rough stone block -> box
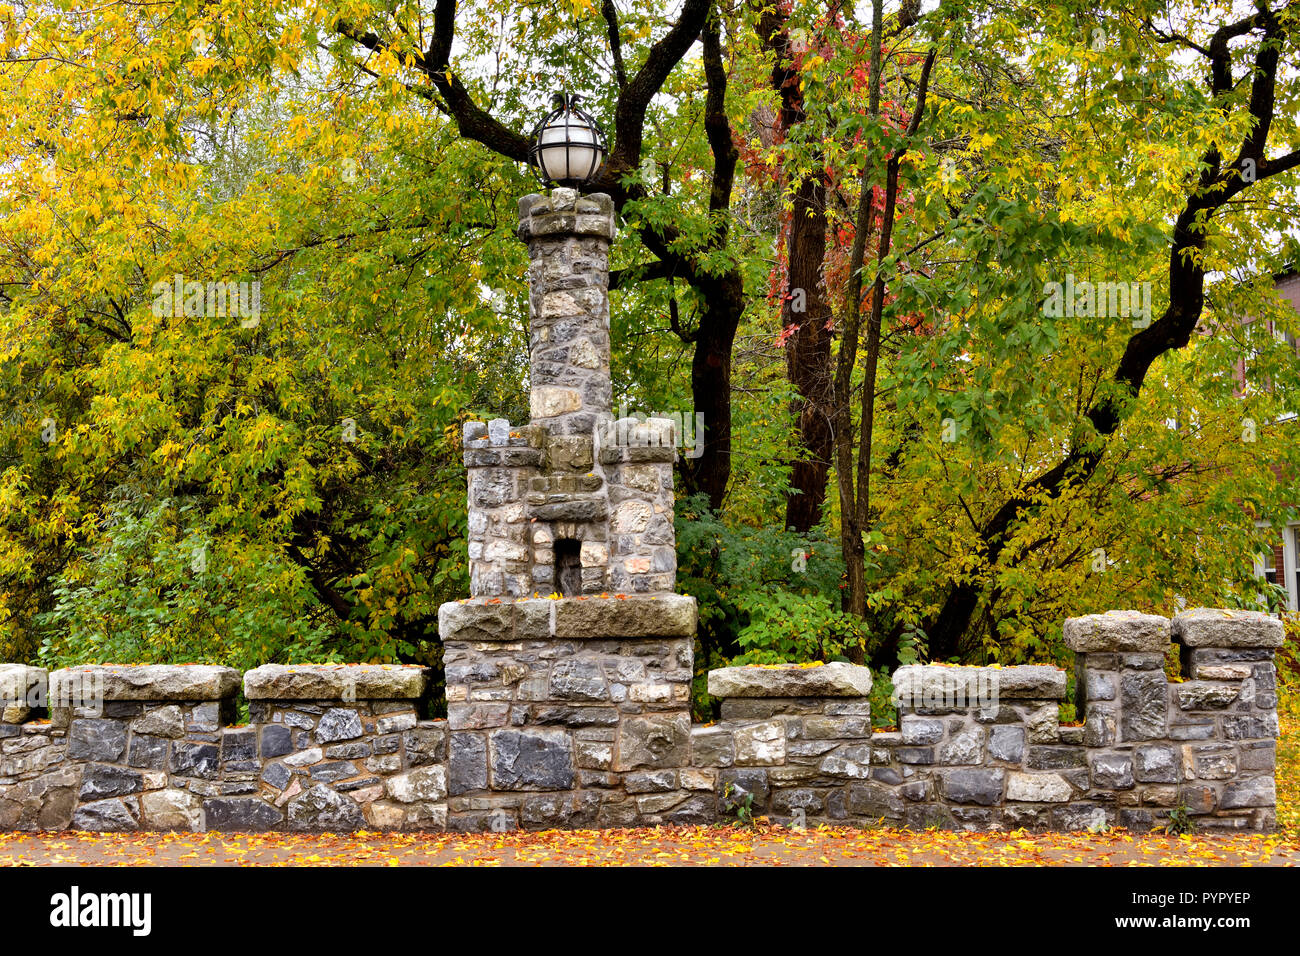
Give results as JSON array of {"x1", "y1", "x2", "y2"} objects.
[
  {"x1": 708, "y1": 662, "x2": 871, "y2": 699},
  {"x1": 552, "y1": 594, "x2": 697, "y2": 638},
  {"x1": 67, "y1": 719, "x2": 127, "y2": 763},
  {"x1": 988, "y1": 725, "x2": 1026, "y2": 763},
  {"x1": 938, "y1": 769, "x2": 1005, "y2": 806},
  {"x1": 202, "y1": 798, "x2": 284, "y2": 831},
  {"x1": 1133, "y1": 744, "x2": 1178, "y2": 783},
  {"x1": 1089, "y1": 752, "x2": 1134, "y2": 789},
  {"x1": 1219, "y1": 776, "x2": 1276, "y2": 809},
  {"x1": 1120, "y1": 669, "x2": 1167, "y2": 741},
  {"x1": 1176, "y1": 681, "x2": 1242, "y2": 710},
  {"x1": 733, "y1": 721, "x2": 787, "y2": 766},
  {"x1": 1006, "y1": 772, "x2": 1073, "y2": 802},
  {"x1": 243, "y1": 664, "x2": 428, "y2": 701},
  {"x1": 489, "y1": 728, "x2": 574, "y2": 789},
  {"x1": 1172, "y1": 608, "x2": 1283, "y2": 648},
  {"x1": 615, "y1": 714, "x2": 690, "y2": 771},
  {"x1": 1063, "y1": 611, "x2": 1169, "y2": 652},
  {"x1": 51, "y1": 665, "x2": 240, "y2": 704}
]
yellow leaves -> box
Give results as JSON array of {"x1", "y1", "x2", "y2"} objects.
[
  {"x1": 0, "y1": 824, "x2": 1292, "y2": 866},
  {"x1": 156, "y1": 439, "x2": 184, "y2": 460}
]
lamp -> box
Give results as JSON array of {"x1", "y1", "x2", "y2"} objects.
[{"x1": 530, "y1": 93, "x2": 607, "y2": 188}]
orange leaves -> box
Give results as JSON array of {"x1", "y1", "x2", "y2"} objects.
[{"x1": 0, "y1": 825, "x2": 1294, "y2": 867}]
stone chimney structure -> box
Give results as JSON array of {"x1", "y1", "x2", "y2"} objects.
[
  {"x1": 438, "y1": 189, "x2": 700, "y2": 830},
  {"x1": 461, "y1": 188, "x2": 678, "y2": 599}
]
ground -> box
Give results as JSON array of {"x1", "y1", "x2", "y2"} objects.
[
  {"x1": 1, "y1": 714, "x2": 1295, "y2": 867},
  {"x1": 0, "y1": 825, "x2": 1297, "y2": 867}
]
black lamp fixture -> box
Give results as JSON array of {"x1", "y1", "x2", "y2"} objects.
[{"x1": 530, "y1": 93, "x2": 607, "y2": 189}]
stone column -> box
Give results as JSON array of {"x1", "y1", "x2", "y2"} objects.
[
  {"x1": 518, "y1": 188, "x2": 615, "y2": 436},
  {"x1": 1171, "y1": 608, "x2": 1281, "y2": 829},
  {"x1": 1065, "y1": 610, "x2": 1171, "y2": 750}
]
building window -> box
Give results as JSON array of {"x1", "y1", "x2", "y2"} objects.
[{"x1": 1264, "y1": 547, "x2": 1279, "y2": 586}]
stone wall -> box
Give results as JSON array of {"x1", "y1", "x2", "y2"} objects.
[
  {"x1": 700, "y1": 608, "x2": 1281, "y2": 833},
  {"x1": 0, "y1": 664, "x2": 446, "y2": 831},
  {"x1": 0, "y1": 608, "x2": 1283, "y2": 832}
]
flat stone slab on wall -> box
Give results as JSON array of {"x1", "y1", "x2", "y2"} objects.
[
  {"x1": 439, "y1": 594, "x2": 697, "y2": 643},
  {"x1": 1063, "y1": 611, "x2": 1170, "y2": 652},
  {"x1": 244, "y1": 664, "x2": 430, "y2": 701},
  {"x1": 50, "y1": 664, "x2": 242, "y2": 702},
  {"x1": 708, "y1": 663, "x2": 872, "y2": 699},
  {"x1": 892, "y1": 664, "x2": 1067, "y2": 705},
  {"x1": 1171, "y1": 608, "x2": 1284, "y2": 647}
]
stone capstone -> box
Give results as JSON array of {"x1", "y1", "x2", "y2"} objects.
[
  {"x1": 243, "y1": 664, "x2": 428, "y2": 701},
  {"x1": 1172, "y1": 608, "x2": 1284, "y2": 648},
  {"x1": 707, "y1": 662, "x2": 872, "y2": 699},
  {"x1": 51, "y1": 665, "x2": 240, "y2": 701},
  {"x1": 1063, "y1": 611, "x2": 1170, "y2": 652}
]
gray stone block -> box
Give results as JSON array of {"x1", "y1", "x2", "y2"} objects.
[
  {"x1": 616, "y1": 714, "x2": 690, "y2": 771},
  {"x1": 51, "y1": 665, "x2": 241, "y2": 702},
  {"x1": 1172, "y1": 608, "x2": 1283, "y2": 648},
  {"x1": 938, "y1": 769, "x2": 1005, "y2": 806},
  {"x1": 287, "y1": 785, "x2": 366, "y2": 831},
  {"x1": 709, "y1": 662, "x2": 872, "y2": 699},
  {"x1": 988, "y1": 725, "x2": 1026, "y2": 763},
  {"x1": 1120, "y1": 670, "x2": 1167, "y2": 741},
  {"x1": 315, "y1": 708, "x2": 363, "y2": 743},
  {"x1": 203, "y1": 797, "x2": 284, "y2": 830},
  {"x1": 449, "y1": 733, "x2": 489, "y2": 794},
  {"x1": 67, "y1": 719, "x2": 127, "y2": 762},
  {"x1": 1133, "y1": 744, "x2": 1178, "y2": 783},
  {"x1": 1089, "y1": 752, "x2": 1134, "y2": 789},
  {"x1": 489, "y1": 728, "x2": 574, "y2": 789},
  {"x1": 72, "y1": 797, "x2": 139, "y2": 831},
  {"x1": 552, "y1": 594, "x2": 697, "y2": 638},
  {"x1": 1063, "y1": 611, "x2": 1169, "y2": 652},
  {"x1": 1219, "y1": 776, "x2": 1276, "y2": 809}
]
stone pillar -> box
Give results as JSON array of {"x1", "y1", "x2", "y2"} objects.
[
  {"x1": 1065, "y1": 610, "x2": 1170, "y2": 750},
  {"x1": 0, "y1": 665, "x2": 73, "y2": 831},
  {"x1": 518, "y1": 188, "x2": 615, "y2": 436},
  {"x1": 1170, "y1": 608, "x2": 1281, "y2": 830},
  {"x1": 438, "y1": 593, "x2": 699, "y2": 830},
  {"x1": 460, "y1": 188, "x2": 678, "y2": 599}
]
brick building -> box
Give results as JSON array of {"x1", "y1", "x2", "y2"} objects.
[{"x1": 1249, "y1": 268, "x2": 1300, "y2": 609}]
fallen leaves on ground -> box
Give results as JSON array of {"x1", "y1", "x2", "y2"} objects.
[{"x1": 0, "y1": 826, "x2": 1295, "y2": 867}]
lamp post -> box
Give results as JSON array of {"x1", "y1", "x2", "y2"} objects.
[{"x1": 530, "y1": 93, "x2": 607, "y2": 189}]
